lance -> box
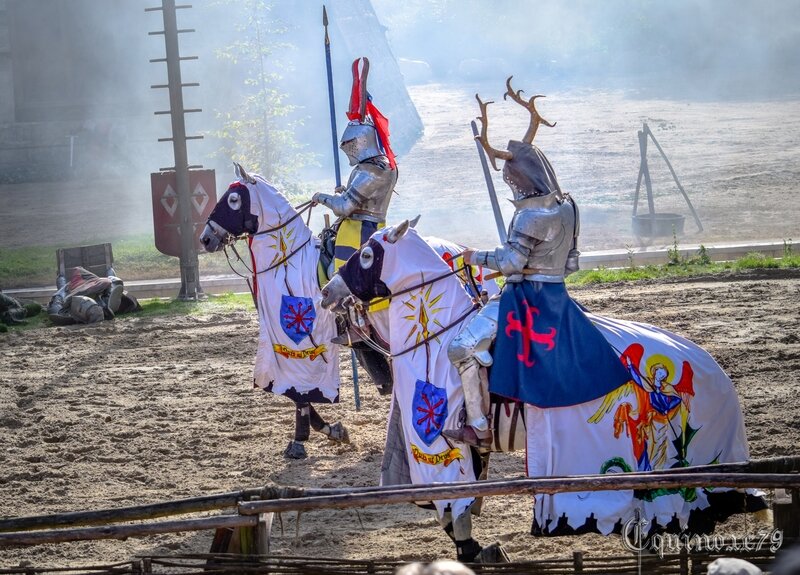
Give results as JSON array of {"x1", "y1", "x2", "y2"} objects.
[
  {"x1": 323, "y1": 5, "x2": 361, "y2": 411},
  {"x1": 471, "y1": 119, "x2": 507, "y2": 243},
  {"x1": 323, "y1": 6, "x2": 342, "y2": 189}
]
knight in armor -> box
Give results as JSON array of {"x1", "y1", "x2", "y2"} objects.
[
  {"x1": 444, "y1": 78, "x2": 630, "y2": 448},
  {"x1": 47, "y1": 266, "x2": 140, "y2": 325},
  {"x1": 313, "y1": 57, "x2": 398, "y2": 393},
  {"x1": 313, "y1": 57, "x2": 398, "y2": 273}
]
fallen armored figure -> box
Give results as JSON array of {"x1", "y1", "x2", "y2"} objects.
[
  {"x1": 0, "y1": 292, "x2": 42, "y2": 331},
  {"x1": 47, "y1": 266, "x2": 141, "y2": 325}
]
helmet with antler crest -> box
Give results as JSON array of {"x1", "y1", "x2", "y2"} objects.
[{"x1": 475, "y1": 76, "x2": 562, "y2": 201}]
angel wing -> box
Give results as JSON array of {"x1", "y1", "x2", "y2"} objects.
[{"x1": 588, "y1": 380, "x2": 634, "y2": 424}]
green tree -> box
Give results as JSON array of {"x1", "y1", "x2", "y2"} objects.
[{"x1": 213, "y1": 0, "x2": 315, "y2": 196}]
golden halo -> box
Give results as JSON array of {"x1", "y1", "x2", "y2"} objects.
[{"x1": 645, "y1": 353, "x2": 676, "y2": 382}]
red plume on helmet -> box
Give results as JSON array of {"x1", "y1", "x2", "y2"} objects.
[{"x1": 346, "y1": 57, "x2": 396, "y2": 169}]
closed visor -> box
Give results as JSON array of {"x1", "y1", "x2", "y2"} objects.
[{"x1": 340, "y1": 121, "x2": 382, "y2": 164}]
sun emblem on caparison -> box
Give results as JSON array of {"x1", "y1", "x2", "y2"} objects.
[
  {"x1": 267, "y1": 227, "x2": 296, "y2": 272},
  {"x1": 401, "y1": 279, "x2": 446, "y2": 351}
]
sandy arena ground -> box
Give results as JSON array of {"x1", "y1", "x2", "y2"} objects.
[{"x1": 1, "y1": 268, "x2": 799, "y2": 569}]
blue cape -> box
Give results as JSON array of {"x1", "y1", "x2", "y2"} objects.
[{"x1": 489, "y1": 281, "x2": 631, "y2": 407}]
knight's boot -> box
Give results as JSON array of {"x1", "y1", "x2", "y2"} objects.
[
  {"x1": 322, "y1": 421, "x2": 350, "y2": 444},
  {"x1": 443, "y1": 359, "x2": 492, "y2": 448},
  {"x1": 283, "y1": 440, "x2": 308, "y2": 460},
  {"x1": 107, "y1": 277, "x2": 124, "y2": 313},
  {"x1": 47, "y1": 285, "x2": 73, "y2": 325}
]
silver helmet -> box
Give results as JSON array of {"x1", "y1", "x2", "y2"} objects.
[{"x1": 340, "y1": 121, "x2": 382, "y2": 166}]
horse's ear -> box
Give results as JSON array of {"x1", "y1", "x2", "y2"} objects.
[
  {"x1": 233, "y1": 162, "x2": 256, "y2": 184},
  {"x1": 385, "y1": 219, "x2": 411, "y2": 244},
  {"x1": 409, "y1": 214, "x2": 421, "y2": 228}
]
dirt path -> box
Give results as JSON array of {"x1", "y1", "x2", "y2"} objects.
[{"x1": 1, "y1": 270, "x2": 799, "y2": 568}]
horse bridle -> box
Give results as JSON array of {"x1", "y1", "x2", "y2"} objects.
[
  {"x1": 218, "y1": 200, "x2": 316, "y2": 280},
  {"x1": 341, "y1": 256, "x2": 483, "y2": 360}
]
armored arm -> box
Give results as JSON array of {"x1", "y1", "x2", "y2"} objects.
[
  {"x1": 469, "y1": 242, "x2": 529, "y2": 275},
  {"x1": 312, "y1": 161, "x2": 395, "y2": 221},
  {"x1": 467, "y1": 207, "x2": 561, "y2": 275},
  {"x1": 312, "y1": 190, "x2": 359, "y2": 218},
  {"x1": 467, "y1": 196, "x2": 579, "y2": 279}
]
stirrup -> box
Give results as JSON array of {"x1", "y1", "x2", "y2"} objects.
[
  {"x1": 325, "y1": 422, "x2": 350, "y2": 444},
  {"x1": 442, "y1": 426, "x2": 493, "y2": 449}
]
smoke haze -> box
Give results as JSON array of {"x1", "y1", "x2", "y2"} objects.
[{"x1": 1, "y1": 0, "x2": 798, "y2": 259}]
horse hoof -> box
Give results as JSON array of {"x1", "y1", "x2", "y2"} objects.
[
  {"x1": 326, "y1": 422, "x2": 350, "y2": 444},
  {"x1": 475, "y1": 542, "x2": 510, "y2": 564},
  {"x1": 283, "y1": 440, "x2": 308, "y2": 460}
]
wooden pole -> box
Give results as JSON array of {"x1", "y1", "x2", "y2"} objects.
[
  {"x1": 3, "y1": 457, "x2": 799, "y2": 534},
  {"x1": 0, "y1": 485, "x2": 336, "y2": 533},
  {"x1": 573, "y1": 550, "x2": 584, "y2": 573},
  {"x1": 0, "y1": 515, "x2": 257, "y2": 547},
  {"x1": 632, "y1": 133, "x2": 645, "y2": 218},
  {"x1": 639, "y1": 125, "x2": 656, "y2": 217},
  {"x1": 644, "y1": 123, "x2": 703, "y2": 232},
  {"x1": 238, "y1": 473, "x2": 800, "y2": 515}
]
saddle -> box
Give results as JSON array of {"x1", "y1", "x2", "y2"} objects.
[{"x1": 316, "y1": 222, "x2": 339, "y2": 287}]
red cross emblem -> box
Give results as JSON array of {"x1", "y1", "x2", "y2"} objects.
[{"x1": 505, "y1": 300, "x2": 557, "y2": 367}]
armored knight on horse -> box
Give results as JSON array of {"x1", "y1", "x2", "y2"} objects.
[
  {"x1": 313, "y1": 57, "x2": 398, "y2": 276},
  {"x1": 314, "y1": 56, "x2": 397, "y2": 393},
  {"x1": 320, "y1": 77, "x2": 760, "y2": 546},
  {"x1": 445, "y1": 77, "x2": 631, "y2": 448}
]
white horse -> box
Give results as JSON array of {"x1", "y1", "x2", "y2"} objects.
[
  {"x1": 199, "y1": 164, "x2": 347, "y2": 459},
  {"x1": 321, "y1": 218, "x2": 764, "y2": 541}
]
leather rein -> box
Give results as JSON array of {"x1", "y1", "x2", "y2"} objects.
[
  {"x1": 344, "y1": 257, "x2": 483, "y2": 360},
  {"x1": 221, "y1": 200, "x2": 315, "y2": 280}
]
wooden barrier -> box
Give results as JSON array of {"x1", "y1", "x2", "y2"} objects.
[
  {"x1": 4, "y1": 456, "x2": 798, "y2": 535},
  {"x1": 1, "y1": 469, "x2": 799, "y2": 547}
]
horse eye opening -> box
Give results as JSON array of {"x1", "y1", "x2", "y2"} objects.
[
  {"x1": 359, "y1": 246, "x2": 374, "y2": 269},
  {"x1": 227, "y1": 192, "x2": 241, "y2": 210}
]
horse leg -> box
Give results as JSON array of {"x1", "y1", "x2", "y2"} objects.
[
  {"x1": 283, "y1": 402, "x2": 312, "y2": 459},
  {"x1": 352, "y1": 344, "x2": 393, "y2": 395},
  {"x1": 307, "y1": 403, "x2": 350, "y2": 444},
  {"x1": 439, "y1": 506, "x2": 511, "y2": 563},
  {"x1": 439, "y1": 507, "x2": 481, "y2": 563}
]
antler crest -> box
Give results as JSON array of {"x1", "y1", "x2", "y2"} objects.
[
  {"x1": 503, "y1": 76, "x2": 556, "y2": 144},
  {"x1": 474, "y1": 93, "x2": 513, "y2": 171}
]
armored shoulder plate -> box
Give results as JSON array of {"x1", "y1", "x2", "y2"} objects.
[{"x1": 508, "y1": 191, "x2": 564, "y2": 245}]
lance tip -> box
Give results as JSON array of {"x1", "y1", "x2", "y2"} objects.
[{"x1": 323, "y1": 5, "x2": 328, "y2": 26}]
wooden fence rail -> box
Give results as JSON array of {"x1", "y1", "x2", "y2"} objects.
[
  {"x1": 3, "y1": 456, "x2": 798, "y2": 535},
  {"x1": 1, "y1": 469, "x2": 798, "y2": 547}
]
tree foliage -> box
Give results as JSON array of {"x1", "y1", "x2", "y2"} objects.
[{"x1": 212, "y1": 0, "x2": 315, "y2": 196}]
